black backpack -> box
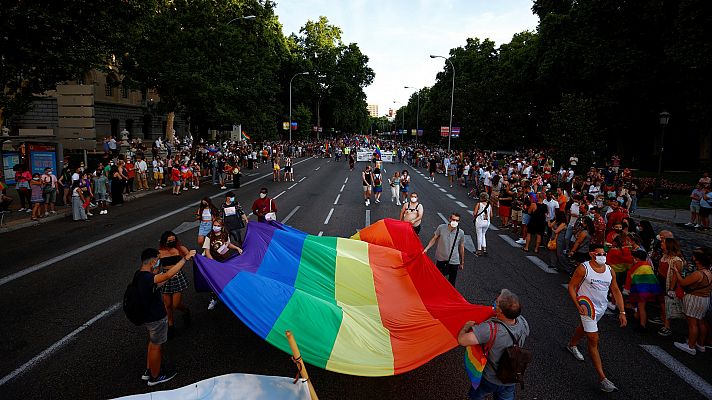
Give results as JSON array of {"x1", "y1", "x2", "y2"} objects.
[
  {"x1": 123, "y1": 272, "x2": 145, "y2": 326},
  {"x1": 490, "y1": 320, "x2": 533, "y2": 386}
]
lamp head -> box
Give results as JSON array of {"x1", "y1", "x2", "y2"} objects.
[
  {"x1": 429, "y1": 55, "x2": 437, "y2": 58},
  {"x1": 244, "y1": 15, "x2": 256, "y2": 20}
]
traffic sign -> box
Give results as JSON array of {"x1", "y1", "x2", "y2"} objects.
[
  {"x1": 417, "y1": 129, "x2": 424, "y2": 136},
  {"x1": 291, "y1": 122, "x2": 298, "y2": 130},
  {"x1": 411, "y1": 129, "x2": 416, "y2": 136},
  {"x1": 451, "y1": 127, "x2": 461, "y2": 138},
  {"x1": 440, "y1": 126, "x2": 449, "y2": 137},
  {"x1": 283, "y1": 122, "x2": 289, "y2": 130}
]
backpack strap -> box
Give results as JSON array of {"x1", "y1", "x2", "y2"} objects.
[{"x1": 491, "y1": 319, "x2": 521, "y2": 346}]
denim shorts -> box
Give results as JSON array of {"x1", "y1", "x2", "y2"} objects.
[
  {"x1": 522, "y1": 213, "x2": 531, "y2": 225},
  {"x1": 199, "y1": 220, "x2": 213, "y2": 236},
  {"x1": 144, "y1": 316, "x2": 168, "y2": 345}
]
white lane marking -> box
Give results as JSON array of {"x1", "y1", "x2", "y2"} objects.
[
  {"x1": 299, "y1": 177, "x2": 306, "y2": 182},
  {"x1": 324, "y1": 208, "x2": 334, "y2": 225},
  {"x1": 455, "y1": 201, "x2": 468, "y2": 208},
  {"x1": 173, "y1": 221, "x2": 200, "y2": 234},
  {"x1": 0, "y1": 158, "x2": 314, "y2": 287},
  {"x1": 526, "y1": 255, "x2": 557, "y2": 274},
  {"x1": 463, "y1": 235, "x2": 476, "y2": 253},
  {"x1": 437, "y1": 212, "x2": 448, "y2": 223},
  {"x1": 273, "y1": 190, "x2": 286, "y2": 199},
  {"x1": 439, "y1": 188, "x2": 447, "y2": 193},
  {"x1": 281, "y1": 206, "x2": 301, "y2": 224},
  {"x1": 446, "y1": 194, "x2": 455, "y2": 199},
  {"x1": 314, "y1": 166, "x2": 321, "y2": 171},
  {"x1": 344, "y1": 177, "x2": 348, "y2": 184},
  {"x1": 340, "y1": 184, "x2": 345, "y2": 192},
  {"x1": 489, "y1": 224, "x2": 500, "y2": 231},
  {"x1": 318, "y1": 231, "x2": 324, "y2": 236},
  {"x1": 288, "y1": 183, "x2": 298, "y2": 190},
  {"x1": 641, "y1": 345, "x2": 712, "y2": 399},
  {"x1": 365, "y1": 210, "x2": 371, "y2": 227},
  {"x1": 0, "y1": 303, "x2": 121, "y2": 387},
  {"x1": 334, "y1": 194, "x2": 341, "y2": 205},
  {"x1": 499, "y1": 234, "x2": 522, "y2": 248},
  {"x1": 434, "y1": 184, "x2": 441, "y2": 188},
  {"x1": 467, "y1": 210, "x2": 474, "y2": 216}
]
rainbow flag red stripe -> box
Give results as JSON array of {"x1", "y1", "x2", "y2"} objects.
[
  {"x1": 627, "y1": 262, "x2": 662, "y2": 302},
  {"x1": 577, "y1": 295, "x2": 596, "y2": 319},
  {"x1": 195, "y1": 219, "x2": 493, "y2": 376}
]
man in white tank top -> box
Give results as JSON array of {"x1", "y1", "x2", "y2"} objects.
[{"x1": 566, "y1": 244, "x2": 627, "y2": 393}]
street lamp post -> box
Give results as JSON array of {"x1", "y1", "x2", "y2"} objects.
[
  {"x1": 226, "y1": 15, "x2": 256, "y2": 25},
  {"x1": 393, "y1": 100, "x2": 404, "y2": 142},
  {"x1": 404, "y1": 86, "x2": 420, "y2": 143},
  {"x1": 430, "y1": 55, "x2": 455, "y2": 154},
  {"x1": 289, "y1": 71, "x2": 309, "y2": 143},
  {"x1": 655, "y1": 111, "x2": 671, "y2": 202}
]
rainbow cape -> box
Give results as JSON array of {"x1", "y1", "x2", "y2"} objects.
[
  {"x1": 195, "y1": 219, "x2": 493, "y2": 376},
  {"x1": 625, "y1": 262, "x2": 662, "y2": 302}
]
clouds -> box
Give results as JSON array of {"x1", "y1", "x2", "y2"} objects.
[{"x1": 275, "y1": 0, "x2": 538, "y2": 115}]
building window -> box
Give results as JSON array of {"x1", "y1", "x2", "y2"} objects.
[
  {"x1": 121, "y1": 85, "x2": 129, "y2": 99},
  {"x1": 105, "y1": 78, "x2": 113, "y2": 97}
]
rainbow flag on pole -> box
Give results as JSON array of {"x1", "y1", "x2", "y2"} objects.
[
  {"x1": 242, "y1": 131, "x2": 251, "y2": 141},
  {"x1": 195, "y1": 219, "x2": 493, "y2": 376}
]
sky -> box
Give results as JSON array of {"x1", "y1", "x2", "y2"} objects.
[{"x1": 274, "y1": 0, "x2": 539, "y2": 116}]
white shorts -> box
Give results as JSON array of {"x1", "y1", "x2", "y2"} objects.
[
  {"x1": 580, "y1": 314, "x2": 604, "y2": 333},
  {"x1": 363, "y1": 185, "x2": 371, "y2": 192}
]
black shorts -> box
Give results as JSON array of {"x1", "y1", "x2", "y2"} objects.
[
  {"x1": 413, "y1": 225, "x2": 421, "y2": 235},
  {"x1": 700, "y1": 207, "x2": 711, "y2": 218}
]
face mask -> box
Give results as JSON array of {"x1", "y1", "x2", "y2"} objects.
[
  {"x1": 165, "y1": 241, "x2": 177, "y2": 248},
  {"x1": 450, "y1": 221, "x2": 459, "y2": 228},
  {"x1": 595, "y1": 255, "x2": 607, "y2": 265},
  {"x1": 259, "y1": 193, "x2": 266, "y2": 199},
  {"x1": 229, "y1": 197, "x2": 235, "y2": 203},
  {"x1": 33, "y1": 177, "x2": 40, "y2": 180},
  {"x1": 212, "y1": 226, "x2": 222, "y2": 233},
  {"x1": 410, "y1": 197, "x2": 417, "y2": 202}
]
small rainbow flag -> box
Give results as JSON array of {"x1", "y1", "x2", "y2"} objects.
[
  {"x1": 375, "y1": 144, "x2": 382, "y2": 158},
  {"x1": 242, "y1": 131, "x2": 251, "y2": 141},
  {"x1": 195, "y1": 219, "x2": 494, "y2": 376},
  {"x1": 465, "y1": 344, "x2": 489, "y2": 389},
  {"x1": 577, "y1": 295, "x2": 595, "y2": 319},
  {"x1": 626, "y1": 262, "x2": 662, "y2": 303}
]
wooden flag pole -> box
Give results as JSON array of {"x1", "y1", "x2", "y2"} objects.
[{"x1": 285, "y1": 330, "x2": 319, "y2": 400}]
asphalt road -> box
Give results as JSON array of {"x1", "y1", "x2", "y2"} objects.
[{"x1": 0, "y1": 156, "x2": 710, "y2": 400}]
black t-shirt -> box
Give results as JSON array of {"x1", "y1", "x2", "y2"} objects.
[
  {"x1": 135, "y1": 271, "x2": 167, "y2": 323},
  {"x1": 221, "y1": 202, "x2": 246, "y2": 230}
]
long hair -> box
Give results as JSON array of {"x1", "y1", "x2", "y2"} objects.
[
  {"x1": 159, "y1": 231, "x2": 182, "y2": 249},
  {"x1": 198, "y1": 196, "x2": 218, "y2": 215},
  {"x1": 664, "y1": 238, "x2": 683, "y2": 257},
  {"x1": 208, "y1": 219, "x2": 230, "y2": 242}
]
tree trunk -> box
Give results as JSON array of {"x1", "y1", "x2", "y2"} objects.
[{"x1": 166, "y1": 111, "x2": 175, "y2": 142}]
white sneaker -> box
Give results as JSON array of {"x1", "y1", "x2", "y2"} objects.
[
  {"x1": 674, "y1": 342, "x2": 696, "y2": 355},
  {"x1": 685, "y1": 222, "x2": 694, "y2": 226},
  {"x1": 87, "y1": 212, "x2": 93, "y2": 217},
  {"x1": 44, "y1": 212, "x2": 49, "y2": 217},
  {"x1": 220, "y1": 186, "x2": 227, "y2": 190},
  {"x1": 600, "y1": 378, "x2": 618, "y2": 392},
  {"x1": 516, "y1": 239, "x2": 526, "y2": 245},
  {"x1": 695, "y1": 344, "x2": 706, "y2": 353},
  {"x1": 375, "y1": 199, "x2": 380, "y2": 203},
  {"x1": 208, "y1": 299, "x2": 218, "y2": 310},
  {"x1": 104, "y1": 210, "x2": 109, "y2": 215},
  {"x1": 183, "y1": 187, "x2": 188, "y2": 191},
  {"x1": 18, "y1": 208, "x2": 25, "y2": 212},
  {"x1": 695, "y1": 224, "x2": 702, "y2": 228},
  {"x1": 567, "y1": 345, "x2": 584, "y2": 361},
  {"x1": 194, "y1": 186, "x2": 199, "y2": 190}
]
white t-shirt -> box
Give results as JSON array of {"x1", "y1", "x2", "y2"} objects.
[
  {"x1": 543, "y1": 199, "x2": 559, "y2": 221},
  {"x1": 568, "y1": 202, "x2": 580, "y2": 228},
  {"x1": 483, "y1": 171, "x2": 492, "y2": 187},
  {"x1": 137, "y1": 160, "x2": 148, "y2": 172}
]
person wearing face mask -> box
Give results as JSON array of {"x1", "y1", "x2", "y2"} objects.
[
  {"x1": 423, "y1": 213, "x2": 465, "y2": 287},
  {"x1": 566, "y1": 244, "x2": 627, "y2": 393},
  {"x1": 220, "y1": 191, "x2": 248, "y2": 246},
  {"x1": 134, "y1": 247, "x2": 196, "y2": 386},
  {"x1": 399, "y1": 170, "x2": 410, "y2": 204},
  {"x1": 29, "y1": 173, "x2": 45, "y2": 221},
  {"x1": 203, "y1": 220, "x2": 243, "y2": 310},
  {"x1": 41, "y1": 167, "x2": 58, "y2": 216},
  {"x1": 195, "y1": 197, "x2": 218, "y2": 248},
  {"x1": 473, "y1": 192, "x2": 491, "y2": 256},
  {"x1": 252, "y1": 187, "x2": 277, "y2": 222},
  {"x1": 158, "y1": 231, "x2": 194, "y2": 340},
  {"x1": 400, "y1": 192, "x2": 424, "y2": 235}
]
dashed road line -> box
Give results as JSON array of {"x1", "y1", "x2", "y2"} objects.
[
  {"x1": 273, "y1": 190, "x2": 286, "y2": 199},
  {"x1": 318, "y1": 231, "x2": 324, "y2": 236},
  {"x1": 299, "y1": 177, "x2": 306, "y2": 182},
  {"x1": 467, "y1": 210, "x2": 474, "y2": 216},
  {"x1": 365, "y1": 209, "x2": 371, "y2": 227},
  {"x1": 434, "y1": 184, "x2": 441, "y2": 188},
  {"x1": 288, "y1": 183, "x2": 298, "y2": 190},
  {"x1": 340, "y1": 184, "x2": 345, "y2": 192},
  {"x1": 526, "y1": 255, "x2": 557, "y2": 274},
  {"x1": 455, "y1": 201, "x2": 468, "y2": 208},
  {"x1": 315, "y1": 166, "x2": 321, "y2": 171},
  {"x1": 0, "y1": 302, "x2": 121, "y2": 387},
  {"x1": 334, "y1": 194, "x2": 341, "y2": 205},
  {"x1": 499, "y1": 234, "x2": 522, "y2": 248},
  {"x1": 439, "y1": 188, "x2": 447, "y2": 193},
  {"x1": 324, "y1": 208, "x2": 334, "y2": 225},
  {"x1": 489, "y1": 225, "x2": 499, "y2": 231},
  {"x1": 437, "y1": 212, "x2": 448, "y2": 223},
  {"x1": 641, "y1": 345, "x2": 712, "y2": 399},
  {"x1": 344, "y1": 177, "x2": 348, "y2": 184},
  {"x1": 281, "y1": 206, "x2": 301, "y2": 224},
  {"x1": 446, "y1": 194, "x2": 456, "y2": 199}
]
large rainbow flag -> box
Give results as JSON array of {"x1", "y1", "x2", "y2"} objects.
[
  {"x1": 195, "y1": 219, "x2": 494, "y2": 377},
  {"x1": 624, "y1": 261, "x2": 662, "y2": 303}
]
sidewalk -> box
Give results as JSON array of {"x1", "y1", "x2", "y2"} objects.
[{"x1": 632, "y1": 207, "x2": 711, "y2": 238}]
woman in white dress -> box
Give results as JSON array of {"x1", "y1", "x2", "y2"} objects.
[{"x1": 473, "y1": 192, "x2": 491, "y2": 256}]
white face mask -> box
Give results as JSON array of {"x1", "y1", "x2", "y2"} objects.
[
  {"x1": 410, "y1": 197, "x2": 417, "y2": 202},
  {"x1": 595, "y1": 255, "x2": 607, "y2": 265},
  {"x1": 450, "y1": 221, "x2": 459, "y2": 228},
  {"x1": 212, "y1": 226, "x2": 222, "y2": 233},
  {"x1": 259, "y1": 193, "x2": 266, "y2": 199}
]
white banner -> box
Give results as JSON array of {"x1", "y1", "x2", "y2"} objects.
[
  {"x1": 356, "y1": 151, "x2": 371, "y2": 162},
  {"x1": 112, "y1": 373, "x2": 312, "y2": 400},
  {"x1": 381, "y1": 151, "x2": 394, "y2": 163}
]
